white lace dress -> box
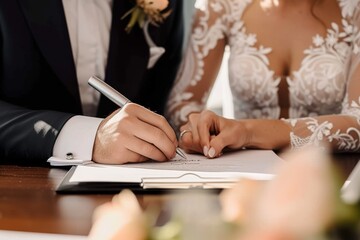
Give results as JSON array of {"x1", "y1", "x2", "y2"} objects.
[{"x1": 165, "y1": 0, "x2": 360, "y2": 151}]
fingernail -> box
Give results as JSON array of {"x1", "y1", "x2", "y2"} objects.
[
  {"x1": 203, "y1": 146, "x2": 209, "y2": 156},
  {"x1": 208, "y1": 147, "x2": 216, "y2": 158}
]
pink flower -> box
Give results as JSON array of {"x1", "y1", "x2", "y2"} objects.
[
  {"x1": 137, "y1": 0, "x2": 169, "y2": 12},
  {"x1": 220, "y1": 146, "x2": 341, "y2": 239},
  {"x1": 220, "y1": 178, "x2": 265, "y2": 225},
  {"x1": 122, "y1": 0, "x2": 171, "y2": 33},
  {"x1": 88, "y1": 189, "x2": 147, "y2": 240},
  {"x1": 251, "y1": 147, "x2": 339, "y2": 238},
  {"x1": 238, "y1": 229, "x2": 296, "y2": 240}
]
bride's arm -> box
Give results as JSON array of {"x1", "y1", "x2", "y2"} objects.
[
  {"x1": 164, "y1": 0, "x2": 229, "y2": 133},
  {"x1": 179, "y1": 111, "x2": 292, "y2": 156},
  {"x1": 182, "y1": 93, "x2": 360, "y2": 157}
]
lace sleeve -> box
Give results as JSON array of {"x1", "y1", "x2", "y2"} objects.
[
  {"x1": 288, "y1": 2, "x2": 360, "y2": 152},
  {"x1": 165, "y1": 0, "x2": 233, "y2": 131}
]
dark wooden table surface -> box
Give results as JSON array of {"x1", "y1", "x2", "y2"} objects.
[{"x1": 0, "y1": 152, "x2": 359, "y2": 236}]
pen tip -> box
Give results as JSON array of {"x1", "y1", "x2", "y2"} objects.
[{"x1": 176, "y1": 148, "x2": 187, "y2": 159}]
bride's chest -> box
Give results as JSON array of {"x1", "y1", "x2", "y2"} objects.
[{"x1": 226, "y1": 1, "x2": 352, "y2": 104}]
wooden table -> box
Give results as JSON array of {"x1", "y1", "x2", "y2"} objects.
[{"x1": 0, "y1": 153, "x2": 359, "y2": 236}]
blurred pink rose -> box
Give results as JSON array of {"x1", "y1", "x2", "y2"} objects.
[
  {"x1": 220, "y1": 178, "x2": 265, "y2": 225},
  {"x1": 220, "y1": 147, "x2": 341, "y2": 240},
  {"x1": 250, "y1": 147, "x2": 339, "y2": 238},
  {"x1": 88, "y1": 189, "x2": 147, "y2": 240},
  {"x1": 238, "y1": 228, "x2": 296, "y2": 240}
]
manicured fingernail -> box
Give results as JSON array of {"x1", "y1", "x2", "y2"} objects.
[
  {"x1": 203, "y1": 146, "x2": 209, "y2": 156},
  {"x1": 208, "y1": 147, "x2": 216, "y2": 158}
]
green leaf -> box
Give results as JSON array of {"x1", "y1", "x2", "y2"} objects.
[{"x1": 125, "y1": 7, "x2": 142, "y2": 33}]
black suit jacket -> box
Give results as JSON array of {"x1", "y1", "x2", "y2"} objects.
[{"x1": 0, "y1": 0, "x2": 184, "y2": 163}]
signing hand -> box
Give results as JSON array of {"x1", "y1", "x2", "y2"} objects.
[{"x1": 93, "y1": 103, "x2": 177, "y2": 164}]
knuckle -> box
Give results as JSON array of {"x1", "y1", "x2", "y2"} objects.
[
  {"x1": 200, "y1": 138, "x2": 208, "y2": 147},
  {"x1": 213, "y1": 138, "x2": 225, "y2": 150},
  {"x1": 121, "y1": 103, "x2": 131, "y2": 112},
  {"x1": 147, "y1": 147, "x2": 166, "y2": 161},
  {"x1": 158, "y1": 114, "x2": 167, "y2": 123},
  {"x1": 156, "y1": 155, "x2": 169, "y2": 162},
  {"x1": 188, "y1": 112, "x2": 199, "y2": 122},
  {"x1": 152, "y1": 128, "x2": 166, "y2": 141},
  {"x1": 133, "y1": 155, "x2": 147, "y2": 163},
  {"x1": 158, "y1": 115, "x2": 170, "y2": 129},
  {"x1": 180, "y1": 136, "x2": 192, "y2": 147},
  {"x1": 118, "y1": 117, "x2": 133, "y2": 130},
  {"x1": 202, "y1": 110, "x2": 214, "y2": 120},
  {"x1": 123, "y1": 103, "x2": 138, "y2": 113}
]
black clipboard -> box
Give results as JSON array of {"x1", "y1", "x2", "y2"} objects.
[
  {"x1": 56, "y1": 166, "x2": 143, "y2": 194},
  {"x1": 55, "y1": 166, "x2": 236, "y2": 194}
]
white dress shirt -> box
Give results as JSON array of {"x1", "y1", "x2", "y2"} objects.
[
  {"x1": 63, "y1": 0, "x2": 112, "y2": 116},
  {"x1": 49, "y1": 0, "x2": 113, "y2": 165}
]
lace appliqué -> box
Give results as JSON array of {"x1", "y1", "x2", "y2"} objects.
[
  {"x1": 167, "y1": 0, "x2": 245, "y2": 128},
  {"x1": 289, "y1": 116, "x2": 360, "y2": 152},
  {"x1": 289, "y1": 1, "x2": 360, "y2": 151},
  {"x1": 289, "y1": 94, "x2": 360, "y2": 152},
  {"x1": 228, "y1": 22, "x2": 280, "y2": 119},
  {"x1": 288, "y1": 20, "x2": 353, "y2": 118},
  {"x1": 289, "y1": 118, "x2": 334, "y2": 148}
]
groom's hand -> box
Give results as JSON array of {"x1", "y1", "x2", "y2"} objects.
[{"x1": 93, "y1": 103, "x2": 177, "y2": 164}]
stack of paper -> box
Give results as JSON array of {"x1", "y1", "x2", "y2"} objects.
[{"x1": 57, "y1": 150, "x2": 284, "y2": 191}]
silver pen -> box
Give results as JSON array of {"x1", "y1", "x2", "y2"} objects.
[{"x1": 88, "y1": 76, "x2": 187, "y2": 159}]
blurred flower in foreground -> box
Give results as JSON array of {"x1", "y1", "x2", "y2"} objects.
[
  {"x1": 220, "y1": 146, "x2": 359, "y2": 240},
  {"x1": 88, "y1": 189, "x2": 147, "y2": 240},
  {"x1": 88, "y1": 147, "x2": 360, "y2": 240}
]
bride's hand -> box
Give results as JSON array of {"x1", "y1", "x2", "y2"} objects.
[{"x1": 179, "y1": 110, "x2": 249, "y2": 158}]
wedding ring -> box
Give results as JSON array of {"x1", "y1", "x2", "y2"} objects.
[{"x1": 179, "y1": 129, "x2": 191, "y2": 139}]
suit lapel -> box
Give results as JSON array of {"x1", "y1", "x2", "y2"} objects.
[
  {"x1": 18, "y1": 0, "x2": 81, "y2": 106},
  {"x1": 104, "y1": 0, "x2": 149, "y2": 100}
]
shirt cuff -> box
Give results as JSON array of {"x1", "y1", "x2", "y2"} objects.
[{"x1": 48, "y1": 115, "x2": 103, "y2": 166}]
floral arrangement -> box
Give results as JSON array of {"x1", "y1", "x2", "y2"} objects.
[
  {"x1": 88, "y1": 147, "x2": 360, "y2": 240},
  {"x1": 122, "y1": 0, "x2": 172, "y2": 33}
]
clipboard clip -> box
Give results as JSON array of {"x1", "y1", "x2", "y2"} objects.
[{"x1": 141, "y1": 173, "x2": 239, "y2": 190}]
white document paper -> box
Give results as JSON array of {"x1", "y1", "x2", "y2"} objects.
[
  {"x1": 0, "y1": 230, "x2": 86, "y2": 240},
  {"x1": 69, "y1": 150, "x2": 284, "y2": 185}
]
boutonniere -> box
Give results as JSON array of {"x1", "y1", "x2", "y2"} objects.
[{"x1": 122, "y1": 0, "x2": 172, "y2": 33}]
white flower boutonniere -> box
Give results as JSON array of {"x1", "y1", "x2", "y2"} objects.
[{"x1": 122, "y1": 0, "x2": 172, "y2": 33}]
